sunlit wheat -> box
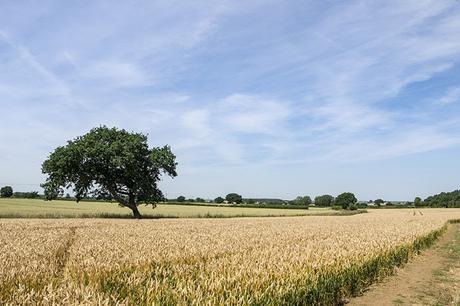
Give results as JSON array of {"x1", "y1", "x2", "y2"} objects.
[{"x1": 1, "y1": 209, "x2": 459, "y2": 305}]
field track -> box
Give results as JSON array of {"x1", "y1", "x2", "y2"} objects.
[{"x1": 349, "y1": 223, "x2": 460, "y2": 305}]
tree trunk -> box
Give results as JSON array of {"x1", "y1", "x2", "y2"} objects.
[{"x1": 130, "y1": 205, "x2": 142, "y2": 219}]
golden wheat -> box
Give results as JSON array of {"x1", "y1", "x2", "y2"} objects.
[{"x1": 1, "y1": 209, "x2": 460, "y2": 305}]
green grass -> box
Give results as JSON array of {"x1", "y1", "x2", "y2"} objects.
[{"x1": 0, "y1": 198, "x2": 358, "y2": 218}]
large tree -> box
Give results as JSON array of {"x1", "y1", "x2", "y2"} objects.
[
  {"x1": 225, "y1": 193, "x2": 242, "y2": 204},
  {"x1": 41, "y1": 126, "x2": 177, "y2": 218},
  {"x1": 335, "y1": 192, "x2": 357, "y2": 209}
]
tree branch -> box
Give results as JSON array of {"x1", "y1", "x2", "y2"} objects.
[{"x1": 106, "y1": 185, "x2": 129, "y2": 207}]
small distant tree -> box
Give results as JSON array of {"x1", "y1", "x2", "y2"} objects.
[
  {"x1": 414, "y1": 197, "x2": 423, "y2": 207},
  {"x1": 335, "y1": 192, "x2": 357, "y2": 209},
  {"x1": 0, "y1": 186, "x2": 13, "y2": 198},
  {"x1": 187, "y1": 198, "x2": 195, "y2": 202},
  {"x1": 226, "y1": 193, "x2": 242, "y2": 204},
  {"x1": 374, "y1": 199, "x2": 384, "y2": 207},
  {"x1": 214, "y1": 196, "x2": 224, "y2": 203},
  {"x1": 314, "y1": 195, "x2": 334, "y2": 207},
  {"x1": 177, "y1": 196, "x2": 186, "y2": 202},
  {"x1": 246, "y1": 199, "x2": 256, "y2": 204},
  {"x1": 196, "y1": 197, "x2": 205, "y2": 203}
]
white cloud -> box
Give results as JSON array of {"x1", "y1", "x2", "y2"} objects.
[
  {"x1": 181, "y1": 110, "x2": 212, "y2": 140},
  {"x1": 2, "y1": 1, "x2": 460, "y2": 199},
  {"x1": 0, "y1": 30, "x2": 70, "y2": 97},
  {"x1": 81, "y1": 60, "x2": 151, "y2": 87},
  {"x1": 437, "y1": 87, "x2": 460, "y2": 105},
  {"x1": 219, "y1": 94, "x2": 291, "y2": 135}
]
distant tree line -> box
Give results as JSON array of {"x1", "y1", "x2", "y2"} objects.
[
  {"x1": 176, "y1": 193, "x2": 244, "y2": 204},
  {"x1": 418, "y1": 189, "x2": 460, "y2": 208},
  {"x1": 0, "y1": 186, "x2": 41, "y2": 199},
  {"x1": 172, "y1": 192, "x2": 360, "y2": 210},
  {"x1": 12, "y1": 191, "x2": 40, "y2": 199}
]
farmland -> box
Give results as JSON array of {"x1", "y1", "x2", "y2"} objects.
[
  {"x1": 0, "y1": 198, "x2": 344, "y2": 218},
  {"x1": 1, "y1": 209, "x2": 460, "y2": 305}
]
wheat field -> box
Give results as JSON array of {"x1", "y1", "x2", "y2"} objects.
[
  {"x1": 0, "y1": 198, "x2": 330, "y2": 218},
  {"x1": 1, "y1": 209, "x2": 460, "y2": 305}
]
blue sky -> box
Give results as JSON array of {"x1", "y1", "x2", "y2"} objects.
[{"x1": 1, "y1": 0, "x2": 460, "y2": 201}]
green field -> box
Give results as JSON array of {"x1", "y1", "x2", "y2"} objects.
[{"x1": 0, "y1": 198, "x2": 348, "y2": 218}]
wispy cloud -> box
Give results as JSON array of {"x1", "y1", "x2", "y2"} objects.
[
  {"x1": 1, "y1": 0, "x2": 460, "y2": 199},
  {"x1": 436, "y1": 87, "x2": 460, "y2": 105},
  {"x1": 0, "y1": 30, "x2": 70, "y2": 96}
]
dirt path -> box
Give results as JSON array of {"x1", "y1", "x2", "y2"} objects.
[{"x1": 348, "y1": 223, "x2": 460, "y2": 306}]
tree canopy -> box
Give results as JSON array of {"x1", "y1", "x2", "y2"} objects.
[
  {"x1": 0, "y1": 186, "x2": 13, "y2": 198},
  {"x1": 41, "y1": 126, "x2": 177, "y2": 218},
  {"x1": 291, "y1": 196, "x2": 312, "y2": 206},
  {"x1": 374, "y1": 199, "x2": 384, "y2": 206},
  {"x1": 226, "y1": 193, "x2": 242, "y2": 204},
  {"x1": 314, "y1": 194, "x2": 334, "y2": 207},
  {"x1": 214, "y1": 196, "x2": 224, "y2": 203},
  {"x1": 335, "y1": 192, "x2": 357, "y2": 209},
  {"x1": 423, "y1": 189, "x2": 460, "y2": 208}
]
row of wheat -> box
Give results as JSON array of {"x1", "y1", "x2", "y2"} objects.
[{"x1": 1, "y1": 209, "x2": 460, "y2": 305}]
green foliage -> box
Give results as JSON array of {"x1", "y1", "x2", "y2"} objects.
[
  {"x1": 177, "y1": 196, "x2": 185, "y2": 202},
  {"x1": 314, "y1": 195, "x2": 334, "y2": 207},
  {"x1": 291, "y1": 196, "x2": 312, "y2": 206},
  {"x1": 13, "y1": 191, "x2": 39, "y2": 199},
  {"x1": 414, "y1": 196, "x2": 423, "y2": 207},
  {"x1": 41, "y1": 126, "x2": 177, "y2": 218},
  {"x1": 196, "y1": 197, "x2": 205, "y2": 203},
  {"x1": 0, "y1": 186, "x2": 13, "y2": 198},
  {"x1": 225, "y1": 193, "x2": 243, "y2": 204},
  {"x1": 423, "y1": 189, "x2": 460, "y2": 208},
  {"x1": 214, "y1": 196, "x2": 224, "y2": 204},
  {"x1": 335, "y1": 192, "x2": 357, "y2": 210},
  {"x1": 247, "y1": 198, "x2": 286, "y2": 205},
  {"x1": 374, "y1": 199, "x2": 384, "y2": 206}
]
